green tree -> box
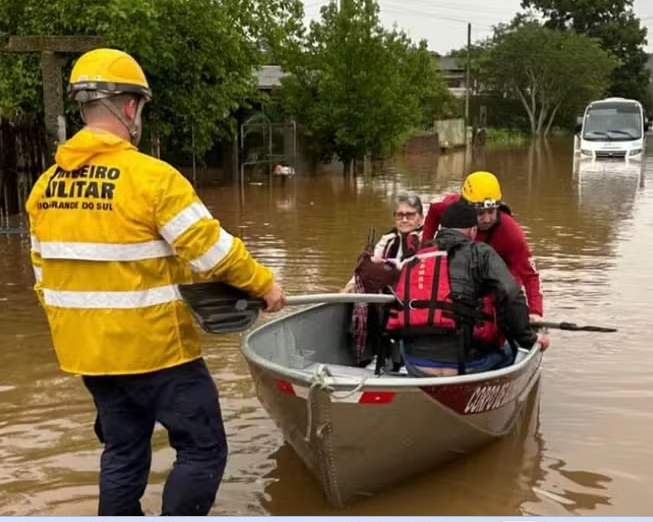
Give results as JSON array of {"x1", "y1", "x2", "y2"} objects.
[
  {"x1": 0, "y1": 54, "x2": 41, "y2": 116},
  {"x1": 520, "y1": 0, "x2": 653, "y2": 112},
  {"x1": 478, "y1": 20, "x2": 617, "y2": 136},
  {"x1": 0, "y1": 0, "x2": 304, "y2": 155},
  {"x1": 278, "y1": 0, "x2": 450, "y2": 174},
  {"x1": 408, "y1": 44, "x2": 456, "y2": 128}
]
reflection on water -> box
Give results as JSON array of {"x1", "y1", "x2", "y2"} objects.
[{"x1": 1, "y1": 137, "x2": 653, "y2": 515}]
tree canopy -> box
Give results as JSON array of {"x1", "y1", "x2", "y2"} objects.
[
  {"x1": 521, "y1": 0, "x2": 653, "y2": 112},
  {"x1": 459, "y1": 18, "x2": 617, "y2": 136},
  {"x1": 277, "y1": 0, "x2": 453, "y2": 173},
  {"x1": 0, "y1": 0, "x2": 305, "y2": 154}
]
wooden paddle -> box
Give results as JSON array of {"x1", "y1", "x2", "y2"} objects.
[{"x1": 178, "y1": 281, "x2": 618, "y2": 335}]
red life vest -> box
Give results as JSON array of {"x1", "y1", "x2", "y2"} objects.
[{"x1": 385, "y1": 244, "x2": 502, "y2": 347}]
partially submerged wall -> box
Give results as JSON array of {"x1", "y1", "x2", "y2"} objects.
[{"x1": 434, "y1": 118, "x2": 466, "y2": 149}]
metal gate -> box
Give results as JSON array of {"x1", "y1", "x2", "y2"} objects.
[{"x1": 239, "y1": 112, "x2": 297, "y2": 190}]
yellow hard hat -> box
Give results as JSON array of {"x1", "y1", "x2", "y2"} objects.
[
  {"x1": 68, "y1": 48, "x2": 152, "y2": 103},
  {"x1": 461, "y1": 171, "x2": 502, "y2": 208}
]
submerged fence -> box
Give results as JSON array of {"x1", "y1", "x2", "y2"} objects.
[{"x1": 0, "y1": 116, "x2": 47, "y2": 231}]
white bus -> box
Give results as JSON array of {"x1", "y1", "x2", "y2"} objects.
[{"x1": 574, "y1": 97, "x2": 647, "y2": 161}]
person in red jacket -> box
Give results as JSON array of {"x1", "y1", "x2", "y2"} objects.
[{"x1": 422, "y1": 171, "x2": 544, "y2": 321}]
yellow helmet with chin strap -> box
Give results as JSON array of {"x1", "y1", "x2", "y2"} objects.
[
  {"x1": 68, "y1": 48, "x2": 152, "y2": 143},
  {"x1": 68, "y1": 48, "x2": 152, "y2": 102},
  {"x1": 461, "y1": 171, "x2": 502, "y2": 209}
]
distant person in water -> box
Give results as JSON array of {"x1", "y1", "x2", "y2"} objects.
[
  {"x1": 342, "y1": 192, "x2": 424, "y2": 293},
  {"x1": 272, "y1": 163, "x2": 296, "y2": 177}
]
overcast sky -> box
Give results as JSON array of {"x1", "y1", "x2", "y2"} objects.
[{"x1": 302, "y1": 0, "x2": 653, "y2": 55}]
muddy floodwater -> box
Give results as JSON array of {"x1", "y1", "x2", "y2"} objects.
[{"x1": 1, "y1": 138, "x2": 652, "y2": 515}]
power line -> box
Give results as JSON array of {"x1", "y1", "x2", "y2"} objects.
[
  {"x1": 384, "y1": 0, "x2": 508, "y2": 17},
  {"x1": 381, "y1": 2, "x2": 501, "y2": 23},
  {"x1": 381, "y1": 6, "x2": 495, "y2": 28},
  {"x1": 303, "y1": 0, "x2": 499, "y2": 24},
  {"x1": 304, "y1": 1, "x2": 653, "y2": 25},
  {"x1": 301, "y1": 1, "x2": 496, "y2": 33}
]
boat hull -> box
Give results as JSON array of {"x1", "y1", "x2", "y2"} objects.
[{"x1": 243, "y1": 303, "x2": 543, "y2": 506}]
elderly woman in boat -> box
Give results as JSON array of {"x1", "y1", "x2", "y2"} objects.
[
  {"x1": 342, "y1": 192, "x2": 424, "y2": 291},
  {"x1": 368, "y1": 192, "x2": 424, "y2": 264},
  {"x1": 342, "y1": 192, "x2": 424, "y2": 367}
]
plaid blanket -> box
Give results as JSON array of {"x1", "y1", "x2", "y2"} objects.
[{"x1": 351, "y1": 251, "x2": 401, "y2": 365}]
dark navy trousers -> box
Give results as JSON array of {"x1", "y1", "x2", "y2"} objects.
[{"x1": 82, "y1": 358, "x2": 228, "y2": 516}]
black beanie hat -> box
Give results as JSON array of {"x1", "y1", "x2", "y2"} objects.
[{"x1": 441, "y1": 199, "x2": 478, "y2": 229}]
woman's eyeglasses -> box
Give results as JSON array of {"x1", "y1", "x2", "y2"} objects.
[{"x1": 394, "y1": 211, "x2": 418, "y2": 220}]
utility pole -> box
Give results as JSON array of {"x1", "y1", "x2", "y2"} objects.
[
  {"x1": 3, "y1": 35, "x2": 104, "y2": 158},
  {"x1": 465, "y1": 22, "x2": 471, "y2": 145}
]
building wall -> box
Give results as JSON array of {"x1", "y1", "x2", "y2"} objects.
[{"x1": 434, "y1": 119, "x2": 466, "y2": 148}]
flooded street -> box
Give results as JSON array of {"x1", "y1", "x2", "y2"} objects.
[{"x1": 2, "y1": 137, "x2": 653, "y2": 515}]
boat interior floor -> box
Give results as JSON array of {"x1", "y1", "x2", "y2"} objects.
[{"x1": 246, "y1": 303, "x2": 526, "y2": 380}]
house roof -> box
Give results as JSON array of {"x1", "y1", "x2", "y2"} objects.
[
  {"x1": 254, "y1": 56, "x2": 469, "y2": 88},
  {"x1": 437, "y1": 56, "x2": 463, "y2": 72}
]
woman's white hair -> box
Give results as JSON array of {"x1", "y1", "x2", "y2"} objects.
[{"x1": 394, "y1": 192, "x2": 423, "y2": 216}]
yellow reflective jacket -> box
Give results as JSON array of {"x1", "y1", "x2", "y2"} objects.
[{"x1": 26, "y1": 128, "x2": 274, "y2": 376}]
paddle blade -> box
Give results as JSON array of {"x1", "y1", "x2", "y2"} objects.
[
  {"x1": 178, "y1": 281, "x2": 264, "y2": 334},
  {"x1": 530, "y1": 321, "x2": 617, "y2": 333},
  {"x1": 562, "y1": 323, "x2": 618, "y2": 333}
]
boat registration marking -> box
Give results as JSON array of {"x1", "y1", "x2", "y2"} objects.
[{"x1": 463, "y1": 367, "x2": 534, "y2": 414}]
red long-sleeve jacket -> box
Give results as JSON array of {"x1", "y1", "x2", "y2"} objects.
[{"x1": 423, "y1": 194, "x2": 543, "y2": 316}]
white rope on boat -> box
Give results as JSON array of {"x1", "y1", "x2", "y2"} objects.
[
  {"x1": 303, "y1": 364, "x2": 369, "y2": 442},
  {"x1": 304, "y1": 364, "x2": 332, "y2": 442}
]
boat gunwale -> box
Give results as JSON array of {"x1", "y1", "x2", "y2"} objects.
[{"x1": 241, "y1": 302, "x2": 543, "y2": 389}]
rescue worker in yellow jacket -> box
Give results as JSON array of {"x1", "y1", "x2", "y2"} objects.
[{"x1": 25, "y1": 48, "x2": 286, "y2": 516}]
